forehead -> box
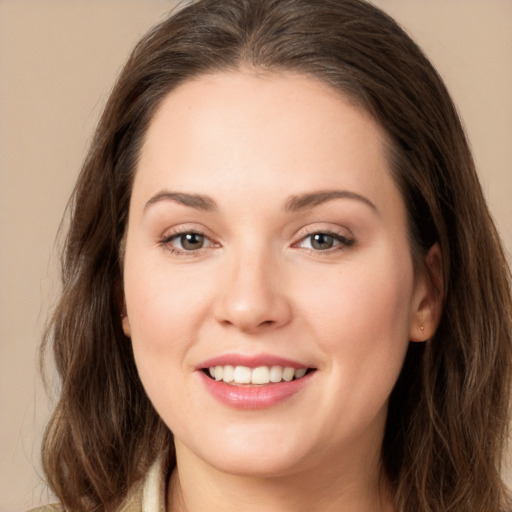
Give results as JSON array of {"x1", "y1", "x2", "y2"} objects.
[
  {"x1": 142, "y1": 70, "x2": 381, "y2": 153},
  {"x1": 133, "y1": 70, "x2": 402, "y2": 218}
]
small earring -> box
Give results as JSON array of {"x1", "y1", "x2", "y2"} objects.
[{"x1": 420, "y1": 324, "x2": 424, "y2": 331}]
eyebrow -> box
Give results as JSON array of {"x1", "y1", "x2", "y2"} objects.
[
  {"x1": 143, "y1": 188, "x2": 378, "y2": 214},
  {"x1": 144, "y1": 191, "x2": 218, "y2": 212},
  {"x1": 285, "y1": 190, "x2": 378, "y2": 213}
]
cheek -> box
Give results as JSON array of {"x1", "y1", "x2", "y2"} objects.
[
  {"x1": 125, "y1": 244, "x2": 210, "y2": 320},
  {"x1": 122, "y1": 256, "x2": 211, "y2": 421},
  {"x1": 305, "y1": 257, "x2": 412, "y2": 329},
  {"x1": 123, "y1": 251, "x2": 211, "y2": 371},
  {"x1": 298, "y1": 251, "x2": 415, "y2": 382}
]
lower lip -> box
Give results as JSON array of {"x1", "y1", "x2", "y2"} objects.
[{"x1": 199, "y1": 371, "x2": 314, "y2": 410}]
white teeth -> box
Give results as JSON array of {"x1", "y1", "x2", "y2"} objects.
[
  {"x1": 282, "y1": 367, "x2": 295, "y2": 382},
  {"x1": 294, "y1": 368, "x2": 307, "y2": 379},
  {"x1": 222, "y1": 364, "x2": 234, "y2": 383},
  {"x1": 269, "y1": 365, "x2": 283, "y2": 383},
  {"x1": 233, "y1": 366, "x2": 251, "y2": 384},
  {"x1": 252, "y1": 366, "x2": 270, "y2": 384},
  {"x1": 207, "y1": 365, "x2": 309, "y2": 385}
]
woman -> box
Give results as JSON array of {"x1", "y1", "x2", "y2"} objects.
[{"x1": 38, "y1": 0, "x2": 512, "y2": 511}]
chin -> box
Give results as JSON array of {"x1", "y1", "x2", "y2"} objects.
[
  {"x1": 206, "y1": 449, "x2": 310, "y2": 479},
  {"x1": 175, "y1": 423, "x2": 315, "y2": 478}
]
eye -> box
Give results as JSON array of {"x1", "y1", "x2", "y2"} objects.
[
  {"x1": 162, "y1": 231, "x2": 214, "y2": 252},
  {"x1": 297, "y1": 232, "x2": 354, "y2": 251}
]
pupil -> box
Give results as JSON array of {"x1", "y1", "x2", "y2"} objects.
[
  {"x1": 181, "y1": 233, "x2": 203, "y2": 250},
  {"x1": 312, "y1": 233, "x2": 334, "y2": 250}
]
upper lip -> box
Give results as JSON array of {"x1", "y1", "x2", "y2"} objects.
[{"x1": 197, "y1": 353, "x2": 313, "y2": 370}]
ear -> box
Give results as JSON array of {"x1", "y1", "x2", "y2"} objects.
[
  {"x1": 120, "y1": 296, "x2": 132, "y2": 338},
  {"x1": 409, "y1": 243, "x2": 444, "y2": 342},
  {"x1": 116, "y1": 278, "x2": 132, "y2": 338}
]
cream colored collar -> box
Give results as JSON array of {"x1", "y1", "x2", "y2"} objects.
[{"x1": 141, "y1": 455, "x2": 167, "y2": 512}]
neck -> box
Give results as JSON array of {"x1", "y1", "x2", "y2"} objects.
[{"x1": 167, "y1": 441, "x2": 394, "y2": 512}]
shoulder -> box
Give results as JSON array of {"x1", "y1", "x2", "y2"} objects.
[{"x1": 25, "y1": 455, "x2": 165, "y2": 512}]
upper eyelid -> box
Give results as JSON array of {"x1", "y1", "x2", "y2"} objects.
[
  {"x1": 160, "y1": 223, "x2": 216, "y2": 240},
  {"x1": 293, "y1": 223, "x2": 354, "y2": 240},
  {"x1": 162, "y1": 232, "x2": 219, "y2": 248},
  {"x1": 294, "y1": 232, "x2": 354, "y2": 247},
  {"x1": 161, "y1": 229, "x2": 208, "y2": 241},
  {"x1": 157, "y1": 223, "x2": 354, "y2": 246}
]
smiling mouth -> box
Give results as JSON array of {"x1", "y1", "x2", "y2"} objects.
[{"x1": 203, "y1": 365, "x2": 316, "y2": 386}]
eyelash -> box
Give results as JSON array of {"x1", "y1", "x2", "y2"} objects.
[
  {"x1": 158, "y1": 229, "x2": 354, "y2": 256},
  {"x1": 158, "y1": 230, "x2": 217, "y2": 256},
  {"x1": 294, "y1": 230, "x2": 355, "y2": 254}
]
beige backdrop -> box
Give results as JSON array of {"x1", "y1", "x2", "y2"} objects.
[{"x1": 1, "y1": 1, "x2": 511, "y2": 510}]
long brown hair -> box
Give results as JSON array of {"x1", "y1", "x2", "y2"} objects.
[{"x1": 41, "y1": 1, "x2": 512, "y2": 510}]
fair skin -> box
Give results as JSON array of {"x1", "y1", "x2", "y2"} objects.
[{"x1": 122, "y1": 71, "x2": 441, "y2": 512}]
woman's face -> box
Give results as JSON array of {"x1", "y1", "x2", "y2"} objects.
[{"x1": 122, "y1": 71, "x2": 430, "y2": 478}]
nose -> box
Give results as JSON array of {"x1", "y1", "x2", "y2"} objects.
[{"x1": 213, "y1": 250, "x2": 292, "y2": 333}]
